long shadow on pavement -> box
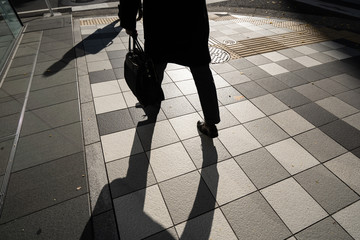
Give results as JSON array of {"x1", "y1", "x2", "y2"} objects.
[
  {"x1": 42, "y1": 19, "x2": 121, "y2": 77},
  {"x1": 82, "y1": 104, "x2": 219, "y2": 239}
]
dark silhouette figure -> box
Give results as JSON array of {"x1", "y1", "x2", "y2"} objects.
[{"x1": 119, "y1": 0, "x2": 221, "y2": 138}]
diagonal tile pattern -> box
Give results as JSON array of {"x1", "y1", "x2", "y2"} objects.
[
  {"x1": 75, "y1": 14, "x2": 360, "y2": 240},
  {"x1": 1, "y1": 11, "x2": 359, "y2": 240}
]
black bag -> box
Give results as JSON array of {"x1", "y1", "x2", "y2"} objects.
[{"x1": 124, "y1": 36, "x2": 164, "y2": 107}]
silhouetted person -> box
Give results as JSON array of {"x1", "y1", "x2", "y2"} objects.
[{"x1": 119, "y1": 0, "x2": 221, "y2": 138}]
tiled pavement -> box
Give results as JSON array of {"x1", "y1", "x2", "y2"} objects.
[
  {"x1": 1, "y1": 11, "x2": 360, "y2": 240},
  {"x1": 76, "y1": 14, "x2": 360, "y2": 240}
]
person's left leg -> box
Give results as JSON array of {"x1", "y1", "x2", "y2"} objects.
[
  {"x1": 190, "y1": 64, "x2": 220, "y2": 124},
  {"x1": 190, "y1": 64, "x2": 220, "y2": 138}
]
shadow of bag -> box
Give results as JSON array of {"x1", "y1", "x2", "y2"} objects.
[{"x1": 124, "y1": 36, "x2": 164, "y2": 107}]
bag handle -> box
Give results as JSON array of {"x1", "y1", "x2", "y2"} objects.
[{"x1": 128, "y1": 35, "x2": 144, "y2": 53}]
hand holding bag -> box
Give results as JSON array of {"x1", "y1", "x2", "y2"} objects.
[{"x1": 124, "y1": 36, "x2": 164, "y2": 107}]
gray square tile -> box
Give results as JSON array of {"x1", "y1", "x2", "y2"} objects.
[
  {"x1": 250, "y1": 94, "x2": 289, "y2": 116},
  {"x1": 306, "y1": 43, "x2": 332, "y2": 52},
  {"x1": 175, "y1": 79, "x2": 197, "y2": 95},
  {"x1": 161, "y1": 96, "x2": 195, "y2": 119},
  {"x1": 320, "y1": 120, "x2": 360, "y2": 151},
  {"x1": 293, "y1": 68, "x2": 325, "y2": 82},
  {"x1": 228, "y1": 58, "x2": 255, "y2": 70},
  {"x1": 273, "y1": 88, "x2": 311, "y2": 108},
  {"x1": 326, "y1": 152, "x2": 360, "y2": 196},
  {"x1": 255, "y1": 76, "x2": 289, "y2": 93},
  {"x1": 113, "y1": 185, "x2": 173, "y2": 240},
  {"x1": 0, "y1": 114, "x2": 20, "y2": 139},
  {"x1": 110, "y1": 57, "x2": 125, "y2": 69},
  {"x1": 201, "y1": 159, "x2": 256, "y2": 205},
  {"x1": 169, "y1": 113, "x2": 200, "y2": 140},
  {"x1": 242, "y1": 66, "x2": 271, "y2": 80},
  {"x1": 314, "y1": 78, "x2": 350, "y2": 95},
  {"x1": 182, "y1": 136, "x2": 231, "y2": 169},
  {"x1": 226, "y1": 100, "x2": 265, "y2": 123},
  {"x1": 330, "y1": 74, "x2": 360, "y2": 89},
  {"x1": 316, "y1": 96, "x2": 358, "y2": 118},
  {"x1": 21, "y1": 100, "x2": 80, "y2": 137},
  {"x1": 89, "y1": 69, "x2": 116, "y2": 84},
  {"x1": 97, "y1": 108, "x2": 135, "y2": 136},
  {"x1": 266, "y1": 138, "x2": 319, "y2": 174},
  {"x1": 8, "y1": 60, "x2": 32, "y2": 74},
  {"x1": 185, "y1": 94, "x2": 202, "y2": 111},
  {"x1": 221, "y1": 192, "x2": 291, "y2": 240},
  {"x1": 336, "y1": 90, "x2": 360, "y2": 110},
  {"x1": 293, "y1": 102, "x2": 338, "y2": 127},
  {"x1": 245, "y1": 55, "x2": 272, "y2": 65},
  {"x1": 175, "y1": 209, "x2": 236, "y2": 240},
  {"x1": 107, "y1": 153, "x2": 156, "y2": 198},
  {"x1": 210, "y1": 62, "x2": 237, "y2": 74},
  {"x1": 294, "y1": 128, "x2": 347, "y2": 162},
  {"x1": 0, "y1": 139, "x2": 14, "y2": 176},
  {"x1": 148, "y1": 142, "x2": 195, "y2": 182},
  {"x1": 138, "y1": 120, "x2": 179, "y2": 150},
  {"x1": 92, "y1": 210, "x2": 120, "y2": 240},
  {"x1": 113, "y1": 67, "x2": 124, "y2": 79},
  {"x1": 244, "y1": 117, "x2": 289, "y2": 146},
  {"x1": 218, "y1": 125, "x2": 262, "y2": 156},
  {"x1": 233, "y1": 81, "x2": 268, "y2": 99},
  {"x1": 11, "y1": 55, "x2": 35, "y2": 67},
  {"x1": 13, "y1": 123, "x2": 83, "y2": 172},
  {"x1": 31, "y1": 68, "x2": 77, "y2": 91},
  {"x1": 343, "y1": 112, "x2": 360, "y2": 130},
  {"x1": 235, "y1": 148, "x2": 290, "y2": 189},
  {"x1": 261, "y1": 178, "x2": 327, "y2": 233},
  {"x1": 107, "y1": 49, "x2": 127, "y2": 59},
  {"x1": 296, "y1": 217, "x2": 353, "y2": 240},
  {"x1": 128, "y1": 106, "x2": 167, "y2": 125},
  {"x1": 0, "y1": 152, "x2": 87, "y2": 223},
  {"x1": 27, "y1": 82, "x2": 78, "y2": 110},
  {"x1": 310, "y1": 61, "x2": 345, "y2": 78},
  {"x1": 216, "y1": 86, "x2": 244, "y2": 105},
  {"x1": 294, "y1": 83, "x2": 331, "y2": 101},
  {"x1": 294, "y1": 165, "x2": 359, "y2": 214},
  {"x1": 216, "y1": 106, "x2": 240, "y2": 130},
  {"x1": 278, "y1": 48, "x2": 305, "y2": 58},
  {"x1": 35, "y1": 59, "x2": 75, "y2": 76},
  {"x1": 308, "y1": 52, "x2": 337, "y2": 63},
  {"x1": 275, "y1": 72, "x2": 309, "y2": 87},
  {"x1": 159, "y1": 171, "x2": 216, "y2": 224},
  {"x1": 0, "y1": 195, "x2": 91, "y2": 240},
  {"x1": 277, "y1": 59, "x2": 306, "y2": 71},
  {"x1": 1, "y1": 78, "x2": 28, "y2": 96},
  {"x1": 144, "y1": 228, "x2": 178, "y2": 240},
  {"x1": 38, "y1": 48, "x2": 75, "y2": 63},
  {"x1": 162, "y1": 82, "x2": 182, "y2": 99},
  {"x1": 220, "y1": 70, "x2": 251, "y2": 85}
]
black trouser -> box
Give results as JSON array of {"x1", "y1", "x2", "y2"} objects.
[{"x1": 155, "y1": 63, "x2": 220, "y2": 125}]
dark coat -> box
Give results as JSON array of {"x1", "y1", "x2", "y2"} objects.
[{"x1": 119, "y1": 0, "x2": 211, "y2": 66}]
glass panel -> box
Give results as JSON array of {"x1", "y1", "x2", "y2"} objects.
[
  {"x1": 0, "y1": 0, "x2": 22, "y2": 37},
  {"x1": 0, "y1": 0, "x2": 22, "y2": 75}
]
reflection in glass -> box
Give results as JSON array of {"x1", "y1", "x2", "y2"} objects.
[{"x1": 0, "y1": 0, "x2": 22, "y2": 75}]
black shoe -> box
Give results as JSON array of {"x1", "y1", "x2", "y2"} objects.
[{"x1": 197, "y1": 121, "x2": 218, "y2": 138}]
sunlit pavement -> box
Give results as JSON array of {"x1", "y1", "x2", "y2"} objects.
[{"x1": 0, "y1": 8, "x2": 359, "y2": 240}]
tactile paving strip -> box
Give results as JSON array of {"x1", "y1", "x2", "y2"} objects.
[
  {"x1": 80, "y1": 17, "x2": 119, "y2": 26},
  {"x1": 220, "y1": 30, "x2": 331, "y2": 58}
]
